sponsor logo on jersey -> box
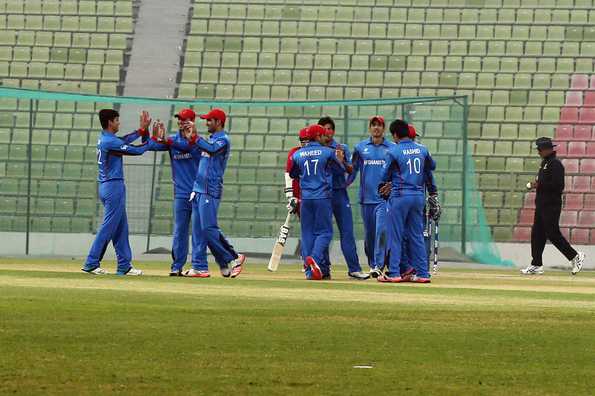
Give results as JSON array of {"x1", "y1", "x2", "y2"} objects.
[
  {"x1": 363, "y1": 159, "x2": 385, "y2": 166},
  {"x1": 173, "y1": 152, "x2": 193, "y2": 160},
  {"x1": 120, "y1": 145, "x2": 128, "y2": 150}
]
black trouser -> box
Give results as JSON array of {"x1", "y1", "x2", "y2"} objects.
[{"x1": 531, "y1": 203, "x2": 577, "y2": 267}]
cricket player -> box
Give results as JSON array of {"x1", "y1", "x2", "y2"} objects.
[
  {"x1": 170, "y1": 108, "x2": 246, "y2": 278},
  {"x1": 284, "y1": 127, "x2": 309, "y2": 216},
  {"x1": 378, "y1": 119, "x2": 436, "y2": 283},
  {"x1": 289, "y1": 124, "x2": 345, "y2": 280},
  {"x1": 386, "y1": 124, "x2": 440, "y2": 279},
  {"x1": 82, "y1": 109, "x2": 156, "y2": 275},
  {"x1": 318, "y1": 117, "x2": 368, "y2": 280},
  {"x1": 347, "y1": 116, "x2": 395, "y2": 278},
  {"x1": 148, "y1": 108, "x2": 230, "y2": 276}
]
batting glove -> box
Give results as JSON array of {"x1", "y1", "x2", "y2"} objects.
[
  {"x1": 286, "y1": 197, "x2": 299, "y2": 214},
  {"x1": 428, "y1": 194, "x2": 441, "y2": 221}
]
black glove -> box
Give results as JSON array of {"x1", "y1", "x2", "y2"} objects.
[{"x1": 427, "y1": 194, "x2": 441, "y2": 221}]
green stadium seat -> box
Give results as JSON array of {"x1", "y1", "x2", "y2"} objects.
[
  {"x1": 76, "y1": 199, "x2": 96, "y2": 216},
  {"x1": 506, "y1": 158, "x2": 524, "y2": 172},
  {"x1": 44, "y1": 163, "x2": 62, "y2": 178},
  {"x1": 510, "y1": 91, "x2": 528, "y2": 106},
  {"x1": 575, "y1": 59, "x2": 593, "y2": 74},
  {"x1": 67, "y1": 217, "x2": 88, "y2": 233},
  {"x1": 474, "y1": 140, "x2": 492, "y2": 155},
  {"x1": 54, "y1": 199, "x2": 74, "y2": 215},
  {"x1": 513, "y1": 73, "x2": 531, "y2": 88}
]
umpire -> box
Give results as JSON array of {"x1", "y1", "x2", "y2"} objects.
[{"x1": 521, "y1": 137, "x2": 585, "y2": 275}]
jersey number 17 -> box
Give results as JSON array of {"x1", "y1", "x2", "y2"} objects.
[{"x1": 304, "y1": 159, "x2": 318, "y2": 176}]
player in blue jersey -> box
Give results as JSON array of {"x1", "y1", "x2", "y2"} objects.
[
  {"x1": 378, "y1": 119, "x2": 436, "y2": 284},
  {"x1": 348, "y1": 116, "x2": 395, "y2": 278},
  {"x1": 169, "y1": 108, "x2": 245, "y2": 278},
  {"x1": 289, "y1": 124, "x2": 345, "y2": 280},
  {"x1": 318, "y1": 117, "x2": 368, "y2": 280},
  {"x1": 82, "y1": 109, "x2": 157, "y2": 275},
  {"x1": 149, "y1": 108, "x2": 231, "y2": 276},
  {"x1": 392, "y1": 124, "x2": 440, "y2": 279}
]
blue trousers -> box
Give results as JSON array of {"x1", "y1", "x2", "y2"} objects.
[
  {"x1": 386, "y1": 194, "x2": 428, "y2": 278},
  {"x1": 400, "y1": 210, "x2": 430, "y2": 275},
  {"x1": 84, "y1": 180, "x2": 132, "y2": 274},
  {"x1": 171, "y1": 198, "x2": 191, "y2": 272},
  {"x1": 300, "y1": 198, "x2": 333, "y2": 276},
  {"x1": 325, "y1": 189, "x2": 362, "y2": 273},
  {"x1": 360, "y1": 202, "x2": 387, "y2": 269},
  {"x1": 191, "y1": 193, "x2": 238, "y2": 271},
  {"x1": 399, "y1": 236, "x2": 414, "y2": 275},
  {"x1": 172, "y1": 198, "x2": 228, "y2": 272}
]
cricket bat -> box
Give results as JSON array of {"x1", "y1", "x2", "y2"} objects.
[{"x1": 267, "y1": 211, "x2": 292, "y2": 272}]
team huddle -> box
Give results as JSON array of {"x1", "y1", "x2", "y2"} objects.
[
  {"x1": 285, "y1": 116, "x2": 440, "y2": 283},
  {"x1": 83, "y1": 108, "x2": 245, "y2": 277},
  {"x1": 82, "y1": 108, "x2": 440, "y2": 283}
]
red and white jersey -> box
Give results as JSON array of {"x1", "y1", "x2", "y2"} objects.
[{"x1": 285, "y1": 146, "x2": 301, "y2": 200}]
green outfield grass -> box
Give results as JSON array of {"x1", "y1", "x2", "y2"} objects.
[{"x1": 1, "y1": 258, "x2": 594, "y2": 395}]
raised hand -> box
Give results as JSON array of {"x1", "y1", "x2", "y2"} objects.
[
  {"x1": 139, "y1": 110, "x2": 152, "y2": 131},
  {"x1": 157, "y1": 121, "x2": 166, "y2": 140},
  {"x1": 182, "y1": 121, "x2": 197, "y2": 140},
  {"x1": 151, "y1": 119, "x2": 160, "y2": 138},
  {"x1": 151, "y1": 120, "x2": 166, "y2": 141}
]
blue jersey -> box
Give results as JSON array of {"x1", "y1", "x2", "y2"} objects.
[
  {"x1": 172, "y1": 131, "x2": 231, "y2": 199},
  {"x1": 150, "y1": 132, "x2": 201, "y2": 199},
  {"x1": 289, "y1": 142, "x2": 344, "y2": 200},
  {"x1": 381, "y1": 138, "x2": 435, "y2": 197},
  {"x1": 96, "y1": 130, "x2": 153, "y2": 183},
  {"x1": 348, "y1": 137, "x2": 395, "y2": 204},
  {"x1": 327, "y1": 139, "x2": 352, "y2": 190}
]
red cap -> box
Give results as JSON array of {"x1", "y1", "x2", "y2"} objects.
[
  {"x1": 298, "y1": 127, "x2": 310, "y2": 140},
  {"x1": 307, "y1": 124, "x2": 326, "y2": 140},
  {"x1": 200, "y1": 108, "x2": 226, "y2": 126},
  {"x1": 408, "y1": 125, "x2": 417, "y2": 139},
  {"x1": 174, "y1": 108, "x2": 196, "y2": 121},
  {"x1": 369, "y1": 115, "x2": 385, "y2": 126}
]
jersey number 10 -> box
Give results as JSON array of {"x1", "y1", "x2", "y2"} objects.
[{"x1": 406, "y1": 158, "x2": 421, "y2": 175}]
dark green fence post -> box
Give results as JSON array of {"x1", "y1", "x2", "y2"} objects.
[
  {"x1": 461, "y1": 96, "x2": 469, "y2": 255},
  {"x1": 343, "y1": 105, "x2": 349, "y2": 144},
  {"x1": 25, "y1": 99, "x2": 36, "y2": 255}
]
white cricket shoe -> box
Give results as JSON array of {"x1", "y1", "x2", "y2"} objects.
[
  {"x1": 124, "y1": 267, "x2": 143, "y2": 276},
  {"x1": 520, "y1": 265, "x2": 544, "y2": 275},
  {"x1": 230, "y1": 254, "x2": 246, "y2": 278},
  {"x1": 571, "y1": 252, "x2": 585, "y2": 275},
  {"x1": 82, "y1": 267, "x2": 108, "y2": 275},
  {"x1": 348, "y1": 271, "x2": 370, "y2": 280}
]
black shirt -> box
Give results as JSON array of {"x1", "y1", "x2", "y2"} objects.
[{"x1": 535, "y1": 152, "x2": 564, "y2": 207}]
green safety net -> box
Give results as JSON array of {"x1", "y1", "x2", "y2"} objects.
[{"x1": 0, "y1": 87, "x2": 513, "y2": 266}]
